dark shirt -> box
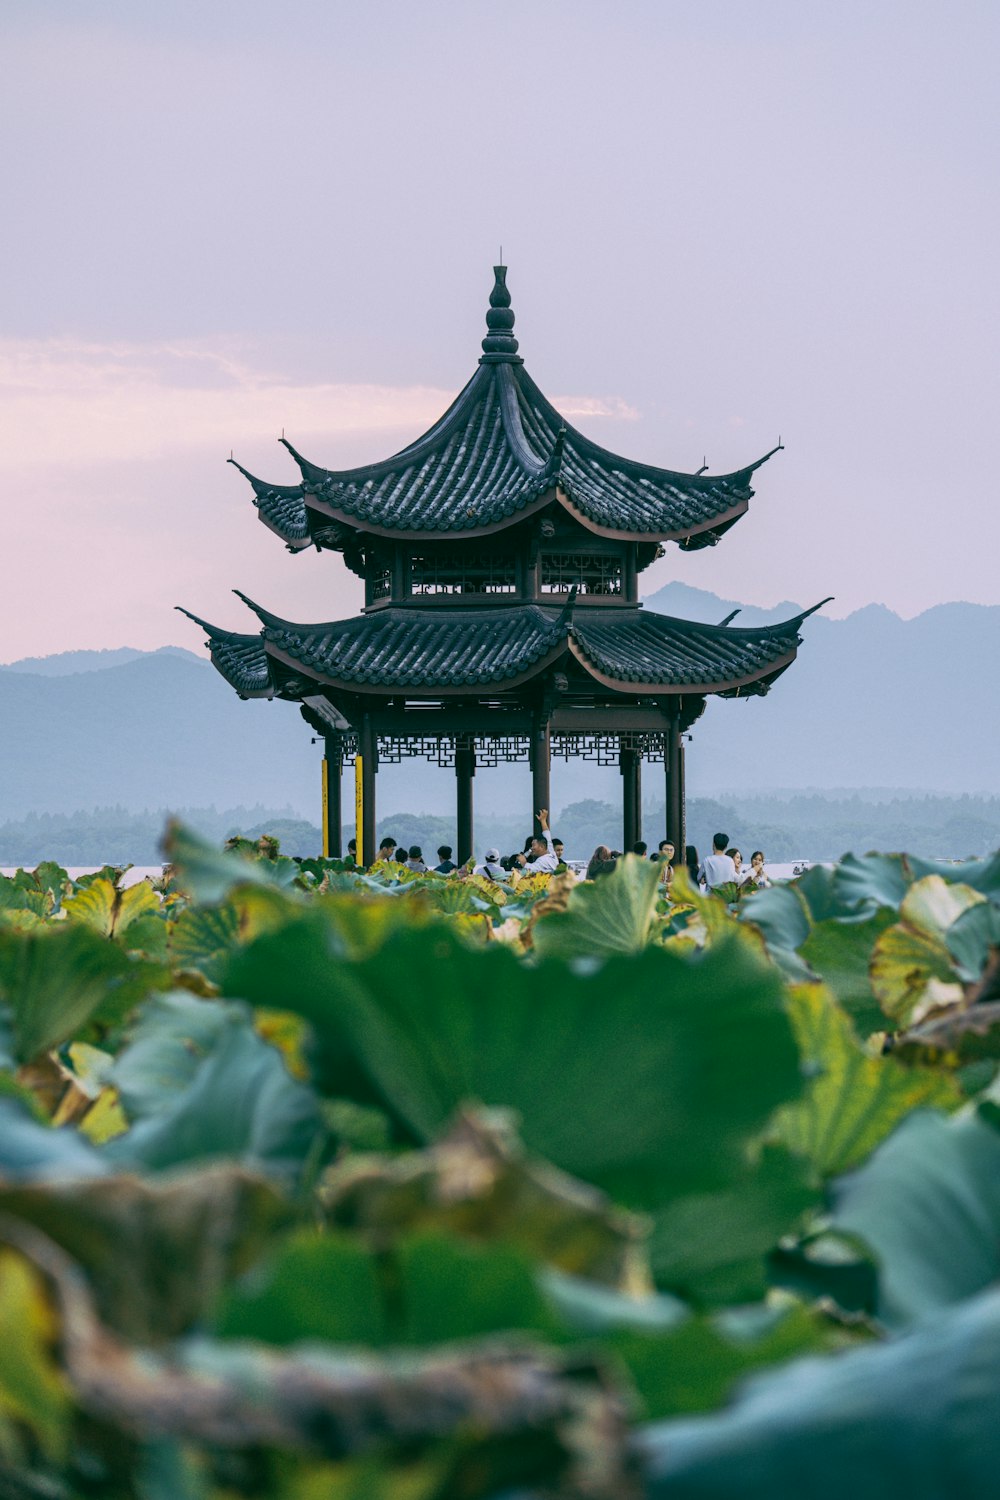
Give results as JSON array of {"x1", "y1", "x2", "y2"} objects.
[{"x1": 434, "y1": 860, "x2": 457, "y2": 873}]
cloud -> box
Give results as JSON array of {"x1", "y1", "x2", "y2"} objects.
[{"x1": 0, "y1": 338, "x2": 641, "y2": 472}]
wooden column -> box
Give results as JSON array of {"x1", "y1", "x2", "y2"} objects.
[
  {"x1": 456, "y1": 740, "x2": 475, "y2": 865},
  {"x1": 321, "y1": 733, "x2": 343, "y2": 858},
  {"x1": 665, "y1": 716, "x2": 685, "y2": 857},
  {"x1": 358, "y1": 713, "x2": 377, "y2": 868},
  {"x1": 531, "y1": 715, "x2": 551, "y2": 834},
  {"x1": 621, "y1": 743, "x2": 641, "y2": 851}
]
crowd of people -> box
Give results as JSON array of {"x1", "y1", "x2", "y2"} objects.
[{"x1": 344, "y1": 819, "x2": 770, "y2": 897}]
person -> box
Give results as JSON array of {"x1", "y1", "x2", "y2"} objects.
[
  {"x1": 742, "y1": 850, "x2": 771, "y2": 889},
  {"x1": 654, "y1": 839, "x2": 675, "y2": 889},
  {"x1": 632, "y1": 840, "x2": 648, "y2": 857},
  {"x1": 474, "y1": 846, "x2": 506, "y2": 880},
  {"x1": 405, "y1": 844, "x2": 428, "y2": 873},
  {"x1": 346, "y1": 838, "x2": 357, "y2": 866},
  {"x1": 726, "y1": 847, "x2": 743, "y2": 880},
  {"x1": 685, "y1": 845, "x2": 700, "y2": 887},
  {"x1": 515, "y1": 810, "x2": 559, "y2": 874},
  {"x1": 586, "y1": 844, "x2": 616, "y2": 880},
  {"x1": 377, "y1": 836, "x2": 398, "y2": 862},
  {"x1": 699, "y1": 833, "x2": 737, "y2": 893},
  {"x1": 552, "y1": 836, "x2": 566, "y2": 866},
  {"x1": 434, "y1": 844, "x2": 457, "y2": 874}
]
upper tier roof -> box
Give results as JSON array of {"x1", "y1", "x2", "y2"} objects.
[
  {"x1": 232, "y1": 266, "x2": 782, "y2": 552},
  {"x1": 177, "y1": 597, "x2": 830, "y2": 702}
]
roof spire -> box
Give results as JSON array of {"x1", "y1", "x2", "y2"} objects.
[{"x1": 480, "y1": 265, "x2": 521, "y2": 361}]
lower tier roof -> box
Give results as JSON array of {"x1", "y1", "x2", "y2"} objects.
[{"x1": 179, "y1": 599, "x2": 829, "y2": 702}]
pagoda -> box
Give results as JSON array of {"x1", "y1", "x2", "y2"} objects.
[{"x1": 181, "y1": 267, "x2": 827, "y2": 864}]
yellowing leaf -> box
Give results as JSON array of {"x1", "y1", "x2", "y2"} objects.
[
  {"x1": 870, "y1": 877, "x2": 983, "y2": 1026},
  {"x1": 0, "y1": 1248, "x2": 70, "y2": 1463},
  {"x1": 64, "y1": 877, "x2": 161, "y2": 940},
  {"x1": 775, "y1": 984, "x2": 960, "y2": 1176}
]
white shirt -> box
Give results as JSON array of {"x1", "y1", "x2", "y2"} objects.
[
  {"x1": 521, "y1": 831, "x2": 558, "y2": 874},
  {"x1": 700, "y1": 852, "x2": 737, "y2": 889}
]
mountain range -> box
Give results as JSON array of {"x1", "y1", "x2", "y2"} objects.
[{"x1": 0, "y1": 587, "x2": 996, "y2": 828}]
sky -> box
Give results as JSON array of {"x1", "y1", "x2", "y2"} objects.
[{"x1": 1, "y1": 0, "x2": 997, "y2": 661}]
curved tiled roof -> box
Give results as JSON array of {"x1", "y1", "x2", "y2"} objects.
[
  {"x1": 230, "y1": 267, "x2": 781, "y2": 549},
  {"x1": 179, "y1": 599, "x2": 823, "y2": 699},
  {"x1": 174, "y1": 610, "x2": 272, "y2": 697}
]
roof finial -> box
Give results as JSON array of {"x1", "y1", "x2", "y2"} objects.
[{"x1": 481, "y1": 265, "x2": 520, "y2": 361}]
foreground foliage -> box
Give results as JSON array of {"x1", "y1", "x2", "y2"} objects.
[{"x1": 1, "y1": 834, "x2": 1000, "y2": 1496}]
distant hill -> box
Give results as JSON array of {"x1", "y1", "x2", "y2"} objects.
[
  {"x1": 2, "y1": 645, "x2": 205, "y2": 676},
  {"x1": 0, "y1": 652, "x2": 318, "y2": 821},
  {"x1": 643, "y1": 584, "x2": 1000, "y2": 795},
  {"x1": 1, "y1": 589, "x2": 997, "y2": 831}
]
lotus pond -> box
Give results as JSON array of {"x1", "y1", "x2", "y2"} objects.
[{"x1": 1, "y1": 825, "x2": 1000, "y2": 1498}]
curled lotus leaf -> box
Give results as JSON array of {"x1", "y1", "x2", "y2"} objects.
[
  {"x1": 870, "y1": 877, "x2": 984, "y2": 1027},
  {"x1": 2, "y1": 1214, "x2": 630, "y2": 1498},
  {"x1": 321, "y1": 1106, "x2": 651, "y2": 1292},
  {"x1": 0, "y1": 1162, "x2": 292, "y2": 1344}
]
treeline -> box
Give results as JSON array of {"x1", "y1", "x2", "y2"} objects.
[
  {"x1": 4, "y1": 792, "x2": 999, "y2": 866},
  {"x1": 0, "y1": 805, "x2": 312, "y2": 866}
]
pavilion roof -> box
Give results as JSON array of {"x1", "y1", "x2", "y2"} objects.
[
  {"x1": 178, "y1": 598, "x2": 830, "y2": 701},
  {"x1": 230, "y1": 267, "x2": 782, "y2": 552}
]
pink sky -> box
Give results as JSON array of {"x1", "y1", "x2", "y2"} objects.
[{"x1": 1, "y1": 1, "x2": 997, "y2": 661}]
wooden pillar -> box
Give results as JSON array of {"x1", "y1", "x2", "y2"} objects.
[
  {"x1": 621, "y1": 742, "x2": 641, "y2": 851},
  {"x1": 665, "y1": 716, "x2": 685, "y2": 857},
  {"x1": 456, "y1": 740, "x2": 475, "y2": 865},
  {"x1": 531, "y1": 715, "x2": 551, "y2": 834},
  {"x1": 321, "y1": 733, "x2": 343, "y2": 858},
  {"x1": 358, "y1": 714, "x2": 377, "y2": 868}
]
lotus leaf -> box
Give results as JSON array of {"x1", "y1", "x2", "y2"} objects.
[
  {"x1": 774, "y1": 984, "x2": 959, "y2": 1176},
  {"x1": 225, "y1": 925, "x2": 801, "y2": 1208},
  {"x1": 532, "y1": 854, "x2": 662, "y2": 958},
  {"x1": 833, "y1": 1107, "x2": 1000, "y2": 1328}
]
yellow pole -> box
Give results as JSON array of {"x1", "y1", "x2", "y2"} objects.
[
  {"x1": 321, "y1": 757, "x2": 330, "y2": 859},
  {"x1": 354, "y1": 754, "x2": 364, "y2": 866}
]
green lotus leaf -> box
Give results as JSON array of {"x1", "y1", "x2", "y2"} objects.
[
  {"x1": 0, "y1": 923, "x2": 146, "y2": 1061},
  {"x1": 112, "y1": 990, "x2": 247, "y2": 1120},
  {"x1": 640, "y1": 1284, "x2": 1000, "y2": 1496},
  {"x1": 0, "y1": 1097, "x2": 107, "y2": 1181},
  {"x1": 220, "y1": 1228, "x2": 557, "y2": 1349},
  {"x1": 613, "y1": 1299, "x2": 861, "y2": 1425},
  {"x1": 945, "y1": 900, "x2": 1000, "y2": 984},
  {"x1": 737, "y1": 884, "x2": 812, "y2": 979},
  {"x1": 831, "y1": 852, "x2": 915, "y2": 915},
  {"x1": 106, "y1": 1017, "x2": 324, "y2": 1184},
  {"x1": 223, "y1": 926, "x2": 801, "y2": 1208},
  {"x1": 167, "y1": 885, "x2": 295, "y2": 985},
  {"x1": 162, "y1": 819, "x2": 303, "y2": 904},
  {"x1": 773, "y1": 985, "x2": 959, "y2": 1177},
  {"x1": 799, "y1": 912, "x2": 896, "y2": 1034},
  {"x1": 649, "y1": 1145, "x2": 819, "y2": 1305},
  {"x1": 532, "y1": 854, "x2": 663, "y2": 957},
  {"x1": 0, "y1": 876, "x2": 49, "y2": 920},
  {"x1": 832, "y1": 1107, "x2": 1000, "y2": 1329}
]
